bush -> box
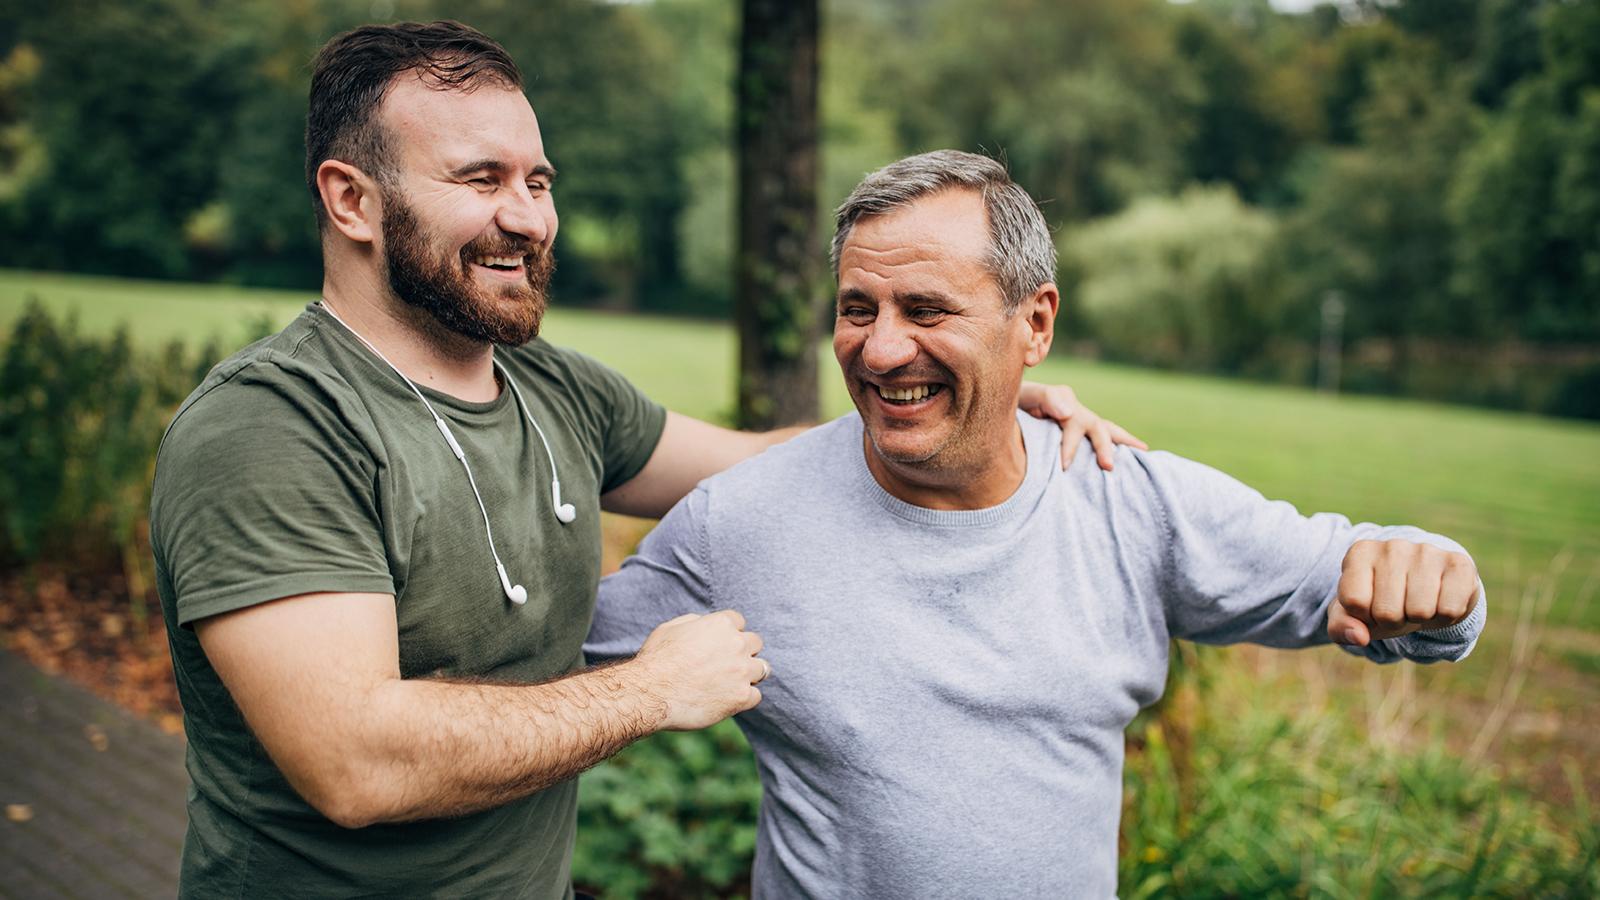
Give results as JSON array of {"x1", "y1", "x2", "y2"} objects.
[
  {"x1": 0, "y1": 300, "x2": 225, "y2": 582},
  {"x1": 1062, "y1": 186, "x2": 1287, "y2": 374},
  {"x1": 575, "y1": 720, "x2": 760, "y2": 899}
]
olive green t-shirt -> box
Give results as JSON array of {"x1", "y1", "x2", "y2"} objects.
[{"x1": 150, "y1": 303, "x2": 666, "y2": 898}]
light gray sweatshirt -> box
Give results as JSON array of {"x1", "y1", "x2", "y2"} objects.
[{"x1": 585, "y1": 412, "x2": 1484, "y2": 899}]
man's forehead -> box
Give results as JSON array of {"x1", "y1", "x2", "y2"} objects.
[
  {"x1": 842, "y1": 189, "x2": 990, "y2": 265},
  {"x1": 379, "y1": 74, "x2": 549, "y2": 172}
]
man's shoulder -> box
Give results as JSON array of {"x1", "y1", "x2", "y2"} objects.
[
  {"x1": 499, "y1": 337, "x2": 618, "y2": 390},
  {"x1": 682, "y1": 413, "x2": 862, "y2": 523},
  {"x1": 708, "y1": 413, "x2": 860, "y2": 489},
  {"x1": 159, "y1": 308, "x2": 366, "y2": 462}
]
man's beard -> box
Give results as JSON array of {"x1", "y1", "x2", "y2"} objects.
[{"x1": 381, "y1": 189, "x2": 555, "y2": 347}]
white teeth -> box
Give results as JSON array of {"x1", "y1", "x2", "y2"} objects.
[
  {"x1": 877, "y1": 384, "x2": 933, "y2": 401},
  {"x1": 475, "y1": 255, "x2": 523, "y2": 268}
]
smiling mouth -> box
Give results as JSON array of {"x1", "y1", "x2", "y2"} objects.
[
  {"x1": 875, "y1": 383, "x2": 944, "y2": 405},
  {"x1": 471, "y1": 254, "x2": 526, "y2": 272}
]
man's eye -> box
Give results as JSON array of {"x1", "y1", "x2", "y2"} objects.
[
  {"x1": 839, "y1": 307, "x2": 874, "y2": 320},
  {"x1": 527, "y1": 182, "x2": 549, "y2": 194},
  {"x1": 467, "y1": 178, "x2": 494, "y2": 188},
  {"x1": 910, "y1": 307, "x2": 946, "y2": 321}
]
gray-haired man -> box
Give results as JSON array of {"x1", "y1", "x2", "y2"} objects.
[{"x1": 586, "y1": 150, "x2": 1485, "y2": 897}]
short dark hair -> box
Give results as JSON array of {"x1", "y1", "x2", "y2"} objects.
[{"x1": 305, "y1": 20, "x2": 523, "y2": 227}]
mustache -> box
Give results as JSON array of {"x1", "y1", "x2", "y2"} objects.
[
  {"x1": 849, "y1": 360, "x2": 953, "y2": 385},
  {"x1": 460, "y1": 233, "x2": 544, "y2": 262}
]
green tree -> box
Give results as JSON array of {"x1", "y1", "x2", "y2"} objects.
[
  {"x1": 2, "y1": 0, "x2": 251, "y2": 277},
  {"x1": 879, "y1": 0, "x2": 1195, "y2": 223},
  {"x1": 1450, "y1": 0, "x2": 1600, "y2": 341},
  {"x1": 1471, "y1": 0, "x2": 1550, "y2": 108},
  {"x1": 1171, "y1": 7, "x2": 1301, "y2": 202},
  {"x1": 1284, "y1": 54, "x2": 1482, "y2": 386}
]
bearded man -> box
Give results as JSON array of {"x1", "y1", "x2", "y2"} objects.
[{"x1": 149, "y1": 22, "x2": 1135, "y2": 898}]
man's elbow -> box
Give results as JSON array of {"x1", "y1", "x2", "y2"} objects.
[{"x1": 289, "y1": 758, "x2": 399, "y2": 830}]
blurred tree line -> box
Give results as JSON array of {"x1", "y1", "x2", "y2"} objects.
[{"x1": 1, "y1": 0, "x2": 1597, "y2": 415}]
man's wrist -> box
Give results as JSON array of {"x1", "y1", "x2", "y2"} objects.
[{"x1": 609, "y1": 656, "x2": 673, "y2": 735}]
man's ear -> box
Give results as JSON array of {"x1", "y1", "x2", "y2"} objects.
[
  {"x1": 1020, "y1": 282, "x2": 1058, "y2": 367},
  {"x1": 317, "y1": 160, "x2": 381, "y2": 245}
]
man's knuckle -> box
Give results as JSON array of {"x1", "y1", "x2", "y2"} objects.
[{"x1": 1371, "y1": 605, "x2": 1404, "y2": 626}]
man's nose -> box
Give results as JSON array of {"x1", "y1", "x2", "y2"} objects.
[
  {"x1": 861, "y1": 316, "x2": 918, "y2": 374},
  {"x1": 495, "y1": 184, "x2": 553, "y2": 247}
]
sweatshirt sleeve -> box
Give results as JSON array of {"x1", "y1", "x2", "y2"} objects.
[
  {"x1": 584, "y1": 486, "x2": 718, "y2": 663},
  {"x1": 1126, "y1": 449, "x2": 1485, "y2": 664}
]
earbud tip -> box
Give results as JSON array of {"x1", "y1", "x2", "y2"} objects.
[
  {"x1": 557, "y1": 504, "x2": 576, "y2": 524},
  {"x1": 509, "y1": 584, "x2": 528, "y2": 605}
]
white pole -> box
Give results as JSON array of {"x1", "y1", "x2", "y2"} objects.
[{"x1": 1319, "y1": 290, "x2": 1345, "y2": 395}]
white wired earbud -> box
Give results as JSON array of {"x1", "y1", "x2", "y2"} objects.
[{"x1": 319, "y1": 302, "x2": 571, "y2": 607}]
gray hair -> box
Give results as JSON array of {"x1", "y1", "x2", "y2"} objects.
[{"x1": 829, "y1": 150, "x2": 1057, "y2": 313}]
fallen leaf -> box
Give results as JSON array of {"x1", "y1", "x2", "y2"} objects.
[
  {"x1": 84, "y1": 724, "x2": 109, "y2": 752},
  {"x1": 6, "y1": 804, "x2": 33, "y2": 823}
]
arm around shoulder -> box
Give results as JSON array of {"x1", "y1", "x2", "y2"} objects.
[{"x1": 600, "y1": 412, "x2": 806, "y2": 519}]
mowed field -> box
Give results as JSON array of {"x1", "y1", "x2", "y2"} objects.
[{"x1": 5, "y1": 268, "x2": 1599, "y2": 795}]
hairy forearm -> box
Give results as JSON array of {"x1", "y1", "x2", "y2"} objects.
[{"x1": 322, "y1": 661, "x2": 664, "y2": 827}]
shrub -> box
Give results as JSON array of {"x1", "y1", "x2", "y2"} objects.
[
  {"x1": 575, "y1": 721, "x2": 760, "y2": 899},
  {"x1": 1062, "y1": 186, "x2": 1287, "y2": 374},
  {"x1": 0, "y1": 300, "x2": 224, "y2": 592}
]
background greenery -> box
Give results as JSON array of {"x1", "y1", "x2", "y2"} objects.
[{"x1": 2, "y1": 0, "x2": 1598, "y2": 415}]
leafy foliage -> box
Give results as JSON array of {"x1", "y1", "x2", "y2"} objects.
[
  {"x1": 575, "y1": 722, "x2": 760, "y2": 898},
  {"x1": 0, "y1": 300, "x2": 228, "y2": 569},
  {"x1": 1064, "y1": 186, "x2": 1284, "y2": 374}
]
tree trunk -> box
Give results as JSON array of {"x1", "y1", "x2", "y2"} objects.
[{"x1": 735, "y1": 0, "x2": 820, "y2": 429}]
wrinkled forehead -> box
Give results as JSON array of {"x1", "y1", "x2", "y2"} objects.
[
  {"x1": 838, "y1": 189, "x2": 996, "y2": 292},
  {"x1": 838, "y1": 188, "x2": 985, "y2": 269},
  {"x1": 377, "y1": 73, "x2": 549, "y2": 175}
]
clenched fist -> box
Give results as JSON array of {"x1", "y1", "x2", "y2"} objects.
[
  {"x1": 1329, "y1": 540, "x2": 1479, "y2": 647},
  {"x1": 628, "y1": 609, "x2": 768, "y2": 731}
]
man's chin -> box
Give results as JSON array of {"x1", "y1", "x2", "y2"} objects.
[{"x1": 863, "y1": 423, "x2": 943, "y2": 467}]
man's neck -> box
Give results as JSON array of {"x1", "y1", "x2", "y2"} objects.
[
  {"x1": 862, "y1": 418, "x2": 1028, "y2": 511},
  {"x1": 321, "y1": 276, "x2": 499, "y2": 404}
]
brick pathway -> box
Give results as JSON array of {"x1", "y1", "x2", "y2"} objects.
[{"x1": 0, "y1": 650, "x2": 186, "y2": 898}]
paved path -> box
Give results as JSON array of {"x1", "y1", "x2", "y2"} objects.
[{"x1": 0, "y1": 650, "x2": 186, "y2": 898}]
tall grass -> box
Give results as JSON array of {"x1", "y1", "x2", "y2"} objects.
[{"x1": 1121, "y1": 653, "x2": 1598, "y2": 898}]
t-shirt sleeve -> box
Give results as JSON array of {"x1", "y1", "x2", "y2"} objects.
[
  {"x1": 1126, "y1": 449, "x2": 1484, "y2": 664},
  {"x1": 551, "y1": 347, "x2": 668, "y2": 493},
  {"x1": 584, "y1": 486, "x2": 716, "y2": 662},
  {"x1": 150, "y1": 367, "x2": 395, "y2": 627}
]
